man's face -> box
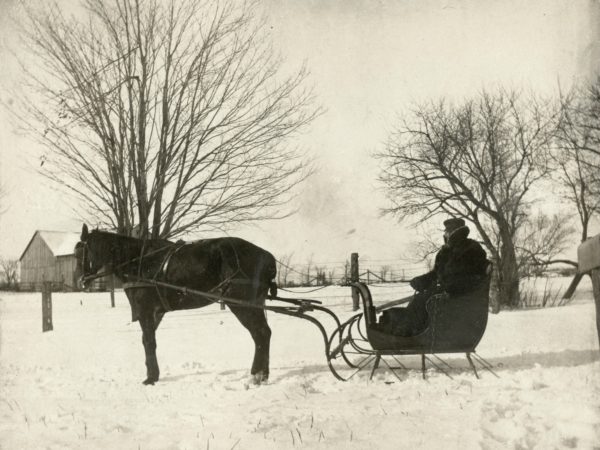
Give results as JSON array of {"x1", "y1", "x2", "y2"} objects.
[{"x1": 443, "y1": 227, "x2": 456, "y2": 243}]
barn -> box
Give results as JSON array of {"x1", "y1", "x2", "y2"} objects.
[{"x1": 19, "y1": 230, "x2": 81, "y2": 291}]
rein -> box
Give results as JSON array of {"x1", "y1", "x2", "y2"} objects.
[{"x1": 79, "y1": 240, "x2": 184, "y2": 286}]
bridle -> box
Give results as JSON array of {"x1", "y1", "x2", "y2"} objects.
[
  {"x1": 77, "y1": 241, "x2": 110, "y2": 288},
  {"x1": 77, "y1": 238, "x2": 185, "y2": 288}
]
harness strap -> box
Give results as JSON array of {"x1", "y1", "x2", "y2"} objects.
[
  {"x1": 123, "y1": 282, "x2": 156, "y2": 290},
  {"x1": 80, "y1": 240, "x2": 176, "y2": 285},
  {"x1": 138, "y1": 241, "x2": 146, "y2": 278},
  {"x1": 153, "y1": 242, "x2": 187, "y2": 281}
]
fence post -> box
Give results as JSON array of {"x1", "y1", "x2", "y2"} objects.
[
  {"x1": 351, "y1": 253, "x2": 359, "y2": 311},
  {"x1": 110, "y1": 275, "x2": 116, "y2": 308},
  {"x1": 42, "y1": 281, "x2": 53, "y2": 332}
]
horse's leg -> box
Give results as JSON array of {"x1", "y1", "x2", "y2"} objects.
[
  {"x1": 138, "y1": 304, "x2": 165, "y2": 385},
  {"x1": 229, "y1": 305, "x2": 271, "y2": 383}
]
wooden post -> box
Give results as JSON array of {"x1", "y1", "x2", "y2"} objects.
[
  {"x1": 577, "y1": 237, "x2": 600, "y2": 350},
  {"x1": 42, "y1": 282, "x2": 53, "y2": 332},
  {"x1": 351, "y1": 253, "x2": 359, "y2": 311},
  {"x1": 562, "y1": 273, "x2": 583, "y2": 300},
  {"x1": 590, "y1": 270, "x2": 600, "y2": 350},
  {"x1": 110, "y1": 275, "x2": 115, "y2": 308}
]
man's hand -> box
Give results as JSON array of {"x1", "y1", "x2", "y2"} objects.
[{"x1": 410, "y1": 276, "x2": 423, "y2": 291}]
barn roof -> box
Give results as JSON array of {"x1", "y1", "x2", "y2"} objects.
[{"x1": 19, "y1": 230, "x2": 81, "y2": 261}]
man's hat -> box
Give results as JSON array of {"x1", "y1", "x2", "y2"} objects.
[{"x1": 443, "y1": 217, "x2": 465, "y2": 231}]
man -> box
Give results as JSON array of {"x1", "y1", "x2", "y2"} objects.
[{"x1": 378, "y1": 217, "x2": 489, "y2": 336}]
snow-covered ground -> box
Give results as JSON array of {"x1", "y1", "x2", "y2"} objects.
[{"x1": 1, "y1": 277, "x2": 598, "y2": 450}]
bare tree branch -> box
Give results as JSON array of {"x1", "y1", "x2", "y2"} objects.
[
  {"x1": 516, "y1": 212, "x2": 576, "y2": 276},
  {"x1": 555, "y1": 81, "x2": 600, "y2": 243},
  {"x1": 12, "y1": 0, "x2": 321, "y2": 239},
  {"x1": 376, "y1": 88, "x2": 560, "y2": 307}
]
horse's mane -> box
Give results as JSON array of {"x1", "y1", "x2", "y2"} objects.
[
  {"x1": 88, "y1": 230, "x2": 175, "y2": 266},
  {"x1": 90, "y1": 229, "x2": 174, "y2": 247}
]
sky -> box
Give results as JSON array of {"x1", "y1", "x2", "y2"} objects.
[{"x1": 0, "y1": 0, "x2": 596, "y2": 268}]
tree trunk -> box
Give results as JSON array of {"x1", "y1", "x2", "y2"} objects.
[
  {"x1": 562, "y1": 273, "x2": 583, "y2": 299},
  {"x1": 489, "y1": 261, "x2": 500, "y2": 314},
  {"x1": 497, "y1": 229, "x2": 520, "y2": 308}
]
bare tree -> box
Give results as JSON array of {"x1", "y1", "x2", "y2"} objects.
[
  {"x1": 327, "y1": 268, "x2": 336, "y2": 285},
  {"x1": 379, "y1": 265, "x2": 391, "y2": 282},
  {"x1": 407, "y1": 230, "x2": 441, "y2": 271},
  {"x1": 314, "y1": 266, "x2": 323, "y2": 285},
  {"x1": 15, "y1": 0, "x2": 319, "y2": 239},
  {"x1": 276, "y1": 253, "x2": 293, "y2": 287},
  {"x1": 377, "y1": 88, "x2": 559, "y2": 308},
  {"x1": 555, "y1": 84, "x2": 600, "y2": 243},
  {"x1": 516, "y1": 212, "x2": 576, "y2": 277},
  {"x1": 554, "y1": 80, "x2": 600, "y2": 302},
  {"x1": 0, "y1": 258, "x2": 18, "y2": 288},
  {"x1": 314, "y1": 266, "x2": 329, "y2": 286},
  {"x1": 343, "y1": 259, "x2": 350, "y2": 284},
  {"x1": 303, "y1": 255, "x2": 313, "y2": 286}
]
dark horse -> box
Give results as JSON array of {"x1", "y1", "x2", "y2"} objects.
[{"x1": 75, "y1": 224, "x2": 277, "y2": 385}]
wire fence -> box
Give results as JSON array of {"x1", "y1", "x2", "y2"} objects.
[
  {"x1": 275, "y1": 256, "x2": 428, "y2": 288},
  {"x1": 14, "y1": 279, "x2": 107, "y2": 292},
  {"x1": 275, "y1": 279, "x2": 416, "y2": 310}
]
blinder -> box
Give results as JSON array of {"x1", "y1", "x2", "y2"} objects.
[{"x1": 75, "y1": 240, "x2": 96, "y2": 290}]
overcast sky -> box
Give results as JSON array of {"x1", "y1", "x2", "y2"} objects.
[{"x1": 0, "y1": 0, "x2": 595, "y2": 266}]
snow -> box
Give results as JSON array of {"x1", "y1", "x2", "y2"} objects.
[{"x1": 1, "y1": 278, "x2": 599, "y2": 450}]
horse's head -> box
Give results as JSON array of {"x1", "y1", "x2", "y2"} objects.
[{"x1": 75, "y1": 224, "x2": 107, "y2": 290}]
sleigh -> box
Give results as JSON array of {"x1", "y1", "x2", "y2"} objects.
[{"x1": 326, "y1": 277, "x2": 497, "y2": 381}]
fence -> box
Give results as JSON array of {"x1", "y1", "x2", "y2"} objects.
[
  {"x1": 275, "y1": 253, "x2": 427, "y2": 288},
  {"x1": 16, "y1": 279, "x2": 107, "y2": 292},
  {"x1": 274, "y1": 252, "x2": 425, "y2": 311}
]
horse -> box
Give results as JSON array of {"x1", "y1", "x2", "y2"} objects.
[{"x1": 75, "y1": 224, "x2": 277, "y2": 385}]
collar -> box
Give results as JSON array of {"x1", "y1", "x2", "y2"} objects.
[{"x1": 446, "y1": 225, "x2": 470, "y2": 246}]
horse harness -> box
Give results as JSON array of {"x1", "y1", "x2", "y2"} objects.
[{"x1": 116, "y1": 240, "x2": 267, "y2": 312}]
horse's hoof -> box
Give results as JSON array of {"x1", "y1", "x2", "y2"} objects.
[
  {"x1": 252, "y1": 372, "x2": 268, "y2": 385},
  {"x1": 142, "y1": 379, "x2": 156, "y2": 385}
]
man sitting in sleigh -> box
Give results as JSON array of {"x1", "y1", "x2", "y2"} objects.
[{"x1": 378, "y1": 217, "x2": 489, "y2": 336}]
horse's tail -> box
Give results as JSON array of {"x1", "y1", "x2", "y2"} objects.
[{"x1": 266, "y1": 255, "x2": 277, "y2": 298}]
